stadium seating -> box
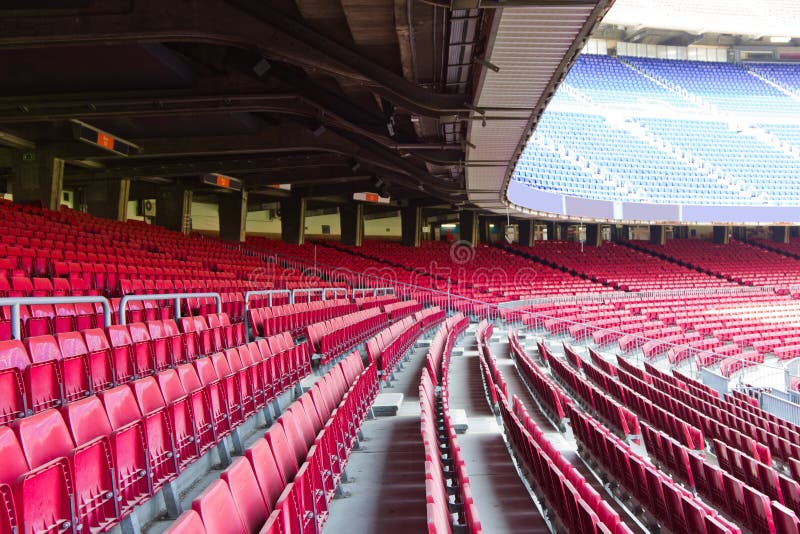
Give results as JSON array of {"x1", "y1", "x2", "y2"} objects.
[{"x1": 511, "y1": 54, "x2": 800, "y2": 206}]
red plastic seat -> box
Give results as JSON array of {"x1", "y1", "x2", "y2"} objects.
[
  {"x1": 194, "y1": 357, "x2": 232, "y2": 439},
  {"x1": 264, "y1": 423, "x2": 298, "y2": 485},
  {"x1": 0, "y1": 427, "x2": 29, "y2": 534},
  {"x1": 130, "y1": 376, "x2": 187, "y2": 474},
  {"x1": 174, "y1": 363, "x2": 216, "y2": 453},
  {"x1": 96, "y1": 385, "x2": 151, "y2": 510},
  {"x1": 58, "y1": 330, "x2": 114, "y2": 394},
  {"x1": 62, "y1": 395, "x2": 149, "y2": 518},
  {"x1": 191, "y1": 479, "x2": 248, "y2": 534},
  {"x1": 245, "y1": 438, "x2": 284, "y2": 512},
  {"x1": 24, "y1": 335, "x2": 72, "y2": 408},
  {"x1": 211, "y1": 352, "x2": 244, "y2": 428},
  {"x1": 0, "y1": 339, "x2": 30, "y2": 423},
  {"x1": 164, "y1": 509, "x2": 208, "y2": 534},
  {"x1": 130, "y1": 322, "x2": 170, "y2": 371},
  {"x1": 221, "y1": 457, "x2": 270, "y2": 534},
  {"x1": 15, "y1": 409, "x2": 117, "y2": 533},
  {"x1": 107, "y1": 324, "x2": 153, "y2": 380},
  {"x1": 156, "y1": 370, "x2": 201, "y2": 467}
]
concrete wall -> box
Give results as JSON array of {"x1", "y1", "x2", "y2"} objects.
[{"x1": 182, "y1": 201, "x2": 401, "y2": 240}]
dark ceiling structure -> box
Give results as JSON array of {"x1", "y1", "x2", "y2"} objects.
[{"x1": 0, "y1": 0, "x2": 609, "y2": 215}]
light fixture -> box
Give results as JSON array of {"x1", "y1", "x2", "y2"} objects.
[{"x1": 770, "y1": 36, "x2": 792, "y2": 43}]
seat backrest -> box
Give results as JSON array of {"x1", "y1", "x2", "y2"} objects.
[
  {"x1": 175, "y1": 363, "x2": 204, "y2": 393},
  {"x1": 164, "y1": 510, "x2": 208, "y2": 534},
  {"x1": 106, "y1": 325, "x2": 133, "y2": 347},
  {"x1": 99, "y1": 385, "x2": 143, "y2": 429},
  {"x1": 264, "y1": 423, "x2": 298, "y2": 484},
  {"x1": 245, "y1": 438, "x2": 283, "y2": 510},
  {"x1": 13, "y1": 408, "x2": 75, "y2": 469},
  {"x1": 157, "y1": 369, "x2": 187, "y2": 404},
  {"x1": 83, "y1": 329, "x2": 111, "y2": 352},
  {"x1": 56, "y1": 331, "x2": 89, "y2": 358},
  {"x1": 128, "y1": 322, "x2": 151, "y2": 343},
  {"x1": 147, "y1": 320, "x2": 166, "y2": 339},
  {"x1": 0, "y1": 339, "x2": 31, "y2": 371},
  {"x1": 24, "y1": 335, "x2": 63, "y2": 363},
  {"x1": 221, "y1": 458, "x2": 269, "y2": 533},
  {"x1": 211, "y1": 352, "x2": 234, "y2": 377},
  {"x1": 191, "y1": 479, "x2": 247, "y2": 534},
  {"x1": 61, "y1": 395, "x2": 114, "y2": 446},
  {"x1": 0, "y1": 426, "x2": 29, "y2": 487},
  {"x1": 194, "y1": 357, "x2": 220, "y2": 385},
  {"x1": 179, "y1": 317, "x2": 196, "y2": 334},
  {"x1": 130, "y1": 376, "x2": 167, "y2": 415},
  {"x1": 162, "y1": 320, "x2": 181, "y2": 337}
]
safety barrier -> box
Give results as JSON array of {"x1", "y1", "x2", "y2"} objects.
[
  {"x1": 118, "y1": 292, "x2": 222, "y2": 325},
  {"x1": 0, "y1": 296, "x2": 112, "y2": 340}
]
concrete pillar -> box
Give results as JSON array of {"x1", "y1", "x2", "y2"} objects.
[
  {"x1": 518, "y1": 220, "x2": 534, "y2": 247},
  {"x1": 649, "y1": 225, "x2": 666, "y2": 245},
  {"x1": 459, "y1": 211, "x2": 478, "y2": 245},
  {"x1": 712, "y1": 225, "x2": 729, "y2": 245},
  {"x1": 280, "y1": 195, "x2": 306, "y2": 245},
  {"x1": 155, "y1": 183, "x2": 192, "y2": 234},
  {"x1": 430, "y1": 222, "x2": 441, "y2": 241},
  {"x1": 340, "y1": 203, "x2": 364, "y2": 247},
  {"x1": 11, "y1": 154, "x2": 64, "y2": 211},
  {"x1": 219, "y1": 190, "x2": 248, "y2": 242},
  {"x1": 770, "y1": 226, "x2": 790, "y2": 244},
  {"x1": 544, "y1": 221, "x2": 556, "y2": 241},
  {"x1": 478, "y1": 216, "x2": 491, "y2": 244},
  {"x1": 558, "y1": 222, "x2": 570, "y2": 241},
  {"x1": 401, "y1": 205, "x2": 422, "y2": 247},
  {"x1": 83, "y1": 179, "x2": 130, "y2": 221},
  {"x1": 585, "y1": 224, "x2": 602, "y2": 247}
]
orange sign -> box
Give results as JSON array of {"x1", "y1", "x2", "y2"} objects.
[
  {"x1": 215, "y1": 175, "x2": 230, "y2": 188},
  {"x1": 364, "y1": 193, "x2": 379, "y2": 202},
  {"x1": 96, "y1": 132, "x2": 115, "y2": 151}
]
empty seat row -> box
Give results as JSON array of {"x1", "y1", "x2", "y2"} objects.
[
  {"x1": 248, "y1": 299, "x2": 356, "y2": 339},
  {"x1": 568, "y1": 404, "x2": 742, "y2": 534},
  {"x1": 509, "y1": 332, "x2": 570, "y2": 423},
  {"x1": 0, "y1": 314, "x2": 245, "y2": 423},
  {"x1": 166, "y1": 350, "x2": 379, "y2": 534},
  {"x1": 0, "y1": 336, "x2": 311, "y2": 533},
  {"x1": 421, "y1": 314, "x2": 481, "y2": 534},
  {"x1": 305, "y1": 307, "x2": 388, "y2": 364}
]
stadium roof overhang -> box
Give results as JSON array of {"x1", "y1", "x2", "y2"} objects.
[{"x1": 464, "y1": 0, "x2": 613, "y2": 217}]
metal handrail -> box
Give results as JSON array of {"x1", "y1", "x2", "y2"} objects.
[
  {"x1": 0, "y1": 296, "x2": 112, "y2": 340},
  {"x1": 119, "y1": 292, "x2": 221, "y2": 325},
  {"x1": 322, "y1": 288, "x2": 348, "y2": 301},
  {"x1": 243, "y1": 290, "x2": 292, "y2": 341},
  {"x1": 351, "y1": 287, "x2": 395, "y2": 299}
]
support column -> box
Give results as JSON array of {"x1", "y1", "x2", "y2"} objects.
[
  {"x1": 401, "y1": 205, "x2": 422, "y2": 247},
  {"x1": 712, "y1": 225, "x2": 730, "y2": 245},
  {"x1": 11, "y1": 154, "x2": 64, "y2": 210},
  {"x1": 478, "y1": 217, "x2": 491, "y2": 244},
  {"x1": 558, "y1": 222, "x2": 570, "y2": 241},
  {"x1": 155, "y1": 183, "x2": 192, "y2": 234},
  {"x1": 459, "y1": 211, "x2": 478, "y2": 245},
  {"x1": 518, "y1": 220, "x2": 534, "y2": 247},
  {"x1": 280, "y1": 195, "x2": 306, "y2": 245},
  {"x1": 83, "y1": 179, "x2": 130, "y2": 221},
  {"x1": 649, "y1": 225, "x2": 666, "y2": 245},
  {"x1": 429, "y1": 222, "x2": 440, "y2": 241},
  {"x1": 770, "y1": 226, "x2": 790, "y2": 244},
  {"x1": 340, "y1": 203, "x2": 364, "y2": 247},
  {"x1": 544, "y1": 221, "x2": 556, "y2": 241},
  {"x1": 585, "y1": 224, "x2": 602, "y2": 247},
  {"x1": 219, "y1": 190, "x2": 248, "y2": 242}
]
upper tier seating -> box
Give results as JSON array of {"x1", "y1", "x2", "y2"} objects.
[{"x1": 512, "y1": 54, "x2": 800, "y2": 206}]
